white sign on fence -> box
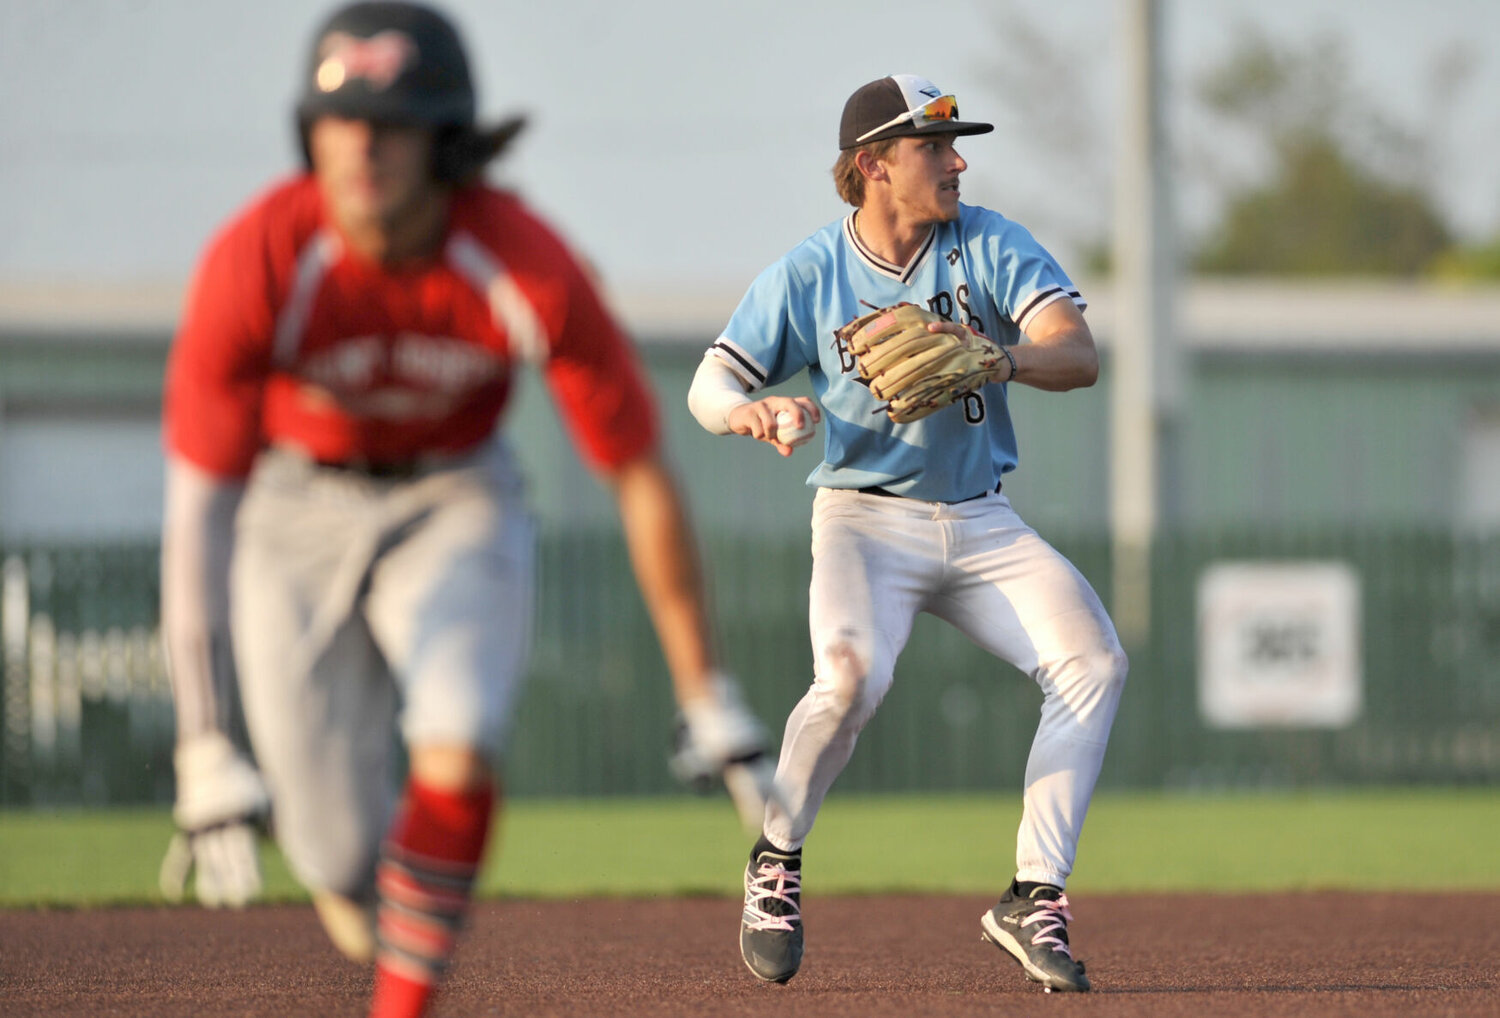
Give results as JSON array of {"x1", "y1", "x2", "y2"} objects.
[{"x1": 1197, "y1": 561, "x2": 1362, "y2": 729}]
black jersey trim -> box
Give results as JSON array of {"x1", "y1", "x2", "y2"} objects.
[
  {"x1": 1015, "y1": 285, "x2": 1064, "y2": 327},
  {"x1": 709, "y1": 339, "x2": 767, "y2": 388},
  {"x1": 1014, "y1": 286, "x2": 1087, "y2": 332},
  {"x1": 843, "y1": 214, "x2": 936, "y2": 285}
]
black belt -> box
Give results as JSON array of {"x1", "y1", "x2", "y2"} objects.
[
  {"x1": 313, "y1": 457, "x2": 424, "y2": 480},
  {"x1": 856, "y1": 482, "x2": 1001, "y2": 503}
]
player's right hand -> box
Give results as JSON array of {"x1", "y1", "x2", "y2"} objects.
[
  {"x1": 160, "y1": 732, "x2": 271, "y2": 908},
  {"x1": 726, "y1": 397, "x2": 821, "y2": 457}
]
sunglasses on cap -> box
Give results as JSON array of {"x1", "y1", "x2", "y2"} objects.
[{"x1": 854, "y1": 94, "x2": 959, "y2": 144}]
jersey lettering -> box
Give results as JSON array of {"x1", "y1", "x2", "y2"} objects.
[
  {"x1": 834, "y1": 330, "x2": 858, "y2": 374},
  {"x1": 956, "y1": 283, "x2": 984, "y2": 336},
  {"x1": 391, "y1": 334, "x2": 504, "y2": 390},
  {"x1": 302, "y1": 333, "x2": 503, "y2": 396},
  {"x1": 304, "y1": 336, "x2": 384, "y2": 390},
  {"x1": 927, "y1": 287, "x2": 984, "y2": 335}
]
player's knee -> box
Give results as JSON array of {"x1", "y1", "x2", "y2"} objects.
[
  {"x1": 274, "y1": 805, "x2": 383, "y2": 902},
  {"x1": 1041, "y1": 638, "x2": 1127, "y2": 715},
  {"x1": 812, "y1": 636, "x2": 890, "y2": 723},
  {"x1": 294, "y1": 844, "x2": 378, "y2": 903},
  {"x1": 1082, "y1": 640, "x2": 1129, "y2": 702}
]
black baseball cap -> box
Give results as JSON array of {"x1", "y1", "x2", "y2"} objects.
[{"x1": 838, "y1": 74, "x2": 994, "y2": 149}]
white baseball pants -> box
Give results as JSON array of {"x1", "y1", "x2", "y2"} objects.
[{"x1": 764, "y1": 487, "x2": 1127, "y2": 889}]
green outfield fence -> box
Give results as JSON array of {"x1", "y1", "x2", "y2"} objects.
[{"x1": 2, "y1": 527, "x2": 1498, "y2": 808}]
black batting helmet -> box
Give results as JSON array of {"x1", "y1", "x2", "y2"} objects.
[{"x1": 295, "y1": 1, "x2": 524, "y2": 182}]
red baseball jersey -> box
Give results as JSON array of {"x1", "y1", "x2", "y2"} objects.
[{"x1": 165, "y1": 175, "x2": 658, "y2": 478}]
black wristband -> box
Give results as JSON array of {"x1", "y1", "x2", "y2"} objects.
[{"x1": 1000, "y1": 344, "x2": 1018, "y2": 382}]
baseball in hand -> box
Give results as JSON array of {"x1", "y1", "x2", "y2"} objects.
[{"x1": 775, "y1": 409, "x2": 817, "y2": 448}]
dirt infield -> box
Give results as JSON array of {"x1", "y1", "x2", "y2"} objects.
[{"x1": 3, "y1": 892, "x2": 1496, "y2": 1017}]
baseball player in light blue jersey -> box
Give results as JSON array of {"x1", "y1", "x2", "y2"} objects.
[{"x1": 689, "y1": 74, "x2": 1128, "y2": 993}]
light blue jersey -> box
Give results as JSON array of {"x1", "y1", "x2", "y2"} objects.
[{"x1": 708, "y1": 203, "x2": 1085, "y2": 503}]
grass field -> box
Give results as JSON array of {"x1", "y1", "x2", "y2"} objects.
[{"x1": 2, "y1": 788, "x2": 1496, "y2": 907}]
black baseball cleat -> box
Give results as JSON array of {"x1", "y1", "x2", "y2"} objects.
[
  {"x1": 980, "y1": 880, "x2": 1090, "y2": 993},
  {"x1": 739, "y1": 840, "x2": 804, "y2": 983}
]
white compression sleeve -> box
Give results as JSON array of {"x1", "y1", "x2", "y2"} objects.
[
  {"x1": 161, "y1": 456, "x2": 245, "y2": 743},
  {"x1": 687, "y1": 353, "x2": 754, "y2": 435}
]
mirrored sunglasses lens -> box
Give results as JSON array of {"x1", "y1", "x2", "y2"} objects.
[{"x1": 921, "y1": 96, "x2": 957, "y2": 122}]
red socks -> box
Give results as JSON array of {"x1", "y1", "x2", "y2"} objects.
[{"x1": 368, "y1": 777, "x2": 495, "y2": 1018}]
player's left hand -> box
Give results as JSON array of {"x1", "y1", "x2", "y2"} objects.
[
  {"x1": 160, "y1": 732, "x2": 271, "y2": 908},
  {"x1": 837, "y1": 302, "x2": 1013, "y2": 423},
  {"x1": 159, "y1": 821, "x2": 264, "y2": 908},
  {"x1": 669, "y1": 674, "x2": 785, "y2": 830}
]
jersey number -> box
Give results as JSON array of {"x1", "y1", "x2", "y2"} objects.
[{"x1": 962, "y1": 392, "x2": 986, "y2": 423}]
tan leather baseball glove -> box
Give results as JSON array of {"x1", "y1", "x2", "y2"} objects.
[{"x1": 836, "y1": 302, "x2": 1013, "y2": 423}]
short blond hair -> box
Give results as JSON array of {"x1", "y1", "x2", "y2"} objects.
[{"x1": 832, "y1": 138, "x2": 899, "y2": 206}]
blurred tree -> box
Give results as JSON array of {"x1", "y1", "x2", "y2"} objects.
[
  {"x1": 1190, "y1": 28, "x2": 1453, "y2": 277},
  {"x1": 1428, "y1": 237, "x2": 1500, "y2": 282},
  {"x1": 1194, "y1": 133, "x2": 1451, "y2": 276},
  {"x1": 978, "y1": 9, "x2": 1494, "y2": 280}
]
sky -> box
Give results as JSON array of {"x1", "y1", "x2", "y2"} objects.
[{"x1": 1, "y1": 0, "x2": 1497, "y2": 303}]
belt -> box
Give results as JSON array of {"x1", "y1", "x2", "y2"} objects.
[
  {"x1": 313, "y1": 457, "x2": 425, "y2": 480},
  {"x1": 856, "y1": 481, "x2": 1001, "y2": 503}
]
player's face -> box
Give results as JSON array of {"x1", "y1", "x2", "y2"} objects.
[
  {"x1": 883, "y1": 134, "x2": 967, "y2": 224},
  {"x1": 309, "y1": 115, "x2": 440, "y2": 236}
]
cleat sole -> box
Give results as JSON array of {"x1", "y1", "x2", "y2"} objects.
[{"x1": 980, "y1": 910, "x2": 1089, "y2": 993}]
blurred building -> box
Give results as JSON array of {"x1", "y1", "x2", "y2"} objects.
[{"x1": 4, "y1": 279, "x2": 1499, "y2": 542}]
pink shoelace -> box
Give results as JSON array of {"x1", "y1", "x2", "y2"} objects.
[
  {"x1": 1021, "y1": 894, "x2": 1076, "y2": 958},
  {"x1": 743, "y1": 860, "x2": 802, "y2": 932}
]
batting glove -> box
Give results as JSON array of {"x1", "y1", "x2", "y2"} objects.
[
  {"x1": 670, "y1": 674, "x2": 785, "y2": 831},
  {"x1": 159, "y1": 732, "x2": 270, "y2": 908}
]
